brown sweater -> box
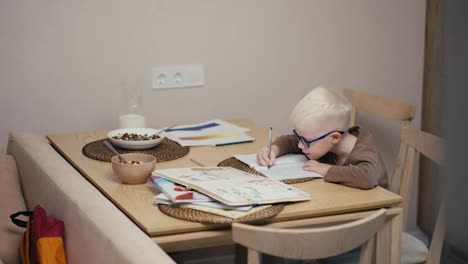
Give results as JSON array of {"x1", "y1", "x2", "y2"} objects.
[{"x1": 273, "y1": 126, "x2": 388, "y2": 190}]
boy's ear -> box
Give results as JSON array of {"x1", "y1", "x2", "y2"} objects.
[{"x1": 330, "y1": 132, "x2": 342, "y2": 144}]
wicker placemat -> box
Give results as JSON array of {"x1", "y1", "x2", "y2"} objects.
[
  {"x1": 158, "y1": 203, "x2": 285, "y2": 224},
  {"x1": 82, "y1": 138, "x2": 189, "y2": 162},
  {"x1": 218, "y1": 157, "x2": 319, "y2": 184}
]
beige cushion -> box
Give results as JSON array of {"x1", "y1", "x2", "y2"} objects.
[
  {"x1": 401, "y1": 232, "x2": 428, "y2": 264},
  {"x1": 0, "y1": 154, "x2": 27, "y2": 264},
  {"x1": 317, "y1": 232, "x2": 429, "y2": 264}
]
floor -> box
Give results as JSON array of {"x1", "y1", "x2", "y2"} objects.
[{"x1": 169, "y1": 245, "x2": 235, "y2": 264}]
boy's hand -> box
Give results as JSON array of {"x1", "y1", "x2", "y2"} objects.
[
  {"x1": 302, "y1": 160, "x2": 331, "y2": 176},
  {"x1": 256, "y1": 145, "x2": 279, "y2": 167}
]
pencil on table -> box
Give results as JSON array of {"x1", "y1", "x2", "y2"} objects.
[
  {"x1": 267, "y1": 127, "x2": 272, "y2": 169},
  {"x1": 189, "y1": 158, "x2": 206, "y2": 167}
]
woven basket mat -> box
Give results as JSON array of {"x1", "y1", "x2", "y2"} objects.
[
  {"x1": 158, "y1": 203, "x2": 285, "y2": 224},
  {"x1": 218, "y1": 157, "x2": 318, "y2": 184},
  {"x1": 82, "y1": 138, "x2": 189, "y2": 162}
]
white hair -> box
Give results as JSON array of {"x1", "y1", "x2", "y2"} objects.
[{"x1": 290, "y1": 86, "x2": 352, "y2": 132}]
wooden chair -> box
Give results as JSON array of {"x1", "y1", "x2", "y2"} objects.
[
  {"x1": 343, "y1": 88, "x2": 422, "y2": 248},
  {"x1": 320, "y1": 128, "x2": 446, "y2": 264},
  {"x1": 232, "y1": 209, "x2": 387, "y2": 264},
  {"x1": 342, "y1": 88, "x2": 416, "y2": 195},
  {"x1": 325, "y1": 90, "x2": 440, "y2": 263},
  {"x1": 396, "y1": 127, "x2": 446, "y2": 264}
]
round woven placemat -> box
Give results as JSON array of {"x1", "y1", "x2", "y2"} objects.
[
  {"x1": 158, "y1": 203, "x2": 285, "y2": 224},
  {"x1": 82, "y1": 138, "x2": 189, "y2": 162},
  {"x1": 218, "y1": 157, "x2": 318, "y2": 184}
]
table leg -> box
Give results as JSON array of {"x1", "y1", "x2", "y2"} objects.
[
  {"x1": 376, "y1": 208, "x2": 402, "y2": 264},
  {"x1": 390, "y1": 210, "x2": 402, "y2": 264}
]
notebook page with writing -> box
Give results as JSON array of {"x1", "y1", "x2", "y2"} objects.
[{"x1": 234, "y1": 153, "x2": 323, "y2": 181}]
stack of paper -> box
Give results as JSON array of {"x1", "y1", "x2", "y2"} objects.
[
  {"x1": 234, "y1": 153, "x2": 323, "y2": 181},
  {"x1": 162, "y1": 119, "x2": 254, "y2": 147},
  {"x1": 177, "y1": 204, "x2": 271, "y2": 219},
  {"x1": 151, "y1": 167, "x2": 310, "y2": 219},
  {"x1": 154, "y1": 193, "x2": 253, "y2": 211},
  {"x1": 150, "y1": 175, "x2": 265, "y2": 219}
]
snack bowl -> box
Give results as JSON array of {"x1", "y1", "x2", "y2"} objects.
[
  {"x1": 111, "y1": 153, "x2": 156, "y2": 184},
  {"x1": 107, "y1": 128, "x2": 164, "y2": 150}
]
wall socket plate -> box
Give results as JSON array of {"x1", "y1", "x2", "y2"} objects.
[{"x1": 152, "y1": 65, "x2": 204, "y2": 90}]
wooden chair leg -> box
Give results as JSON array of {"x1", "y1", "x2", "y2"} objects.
[
  {"x1": 375, "y1": 217, "x2": 391, "y2": 264},
  {"x1": 390, "y1": 211, "x2": 402, "y2": 264},
  {"x1": 360, "y1": 237, "x2": 374, "y2": 264}
]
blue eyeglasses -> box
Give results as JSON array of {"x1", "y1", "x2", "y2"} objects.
[{"x1": 293, "y1": 129, "x2": 345, "y2": 148}]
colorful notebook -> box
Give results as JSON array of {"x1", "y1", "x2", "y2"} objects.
[{"x1": 149, "y1": 175, "x2": 213, "y2": 203}]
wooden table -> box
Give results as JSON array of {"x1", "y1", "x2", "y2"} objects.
[{"x1": 47, "y1": 119, "x2": 403, "y2": 263}]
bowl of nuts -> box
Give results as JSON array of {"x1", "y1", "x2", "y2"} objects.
[
  {"x1": 111, "y1": 153, "x2": 156, "y2": 184},
  {"x1": 107, "y1": 128, "x2": 164, "y2": 150}
]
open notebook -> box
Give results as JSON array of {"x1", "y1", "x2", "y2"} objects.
[
  {"x1": 234, "y1": 153, "x2": 323, "y2": 181},
  {"x1": 152, "y1": 167, "x2": 310, "y2": 206}
]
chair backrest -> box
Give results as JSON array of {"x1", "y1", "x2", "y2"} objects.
[
  {"x1": 342, "y1": 88, "x2": 416, "y2": 127},
  {"x1": 342, "y1": 89, "x2": 417, "y2": 194},
  {"x1": 232, "y1": 209, "x2": 386, "y2": 264},
  {"x1": 397, "y1": 127, "x2": 446, "y2": 264}
]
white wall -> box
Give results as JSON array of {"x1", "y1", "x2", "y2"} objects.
[{"x1": 0, "y1": 0, "x2": 426, "y2": 229}]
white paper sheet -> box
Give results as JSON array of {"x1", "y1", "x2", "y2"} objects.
[{"x1": 163, "y1": 119, "x2": 254, "y2": 147}]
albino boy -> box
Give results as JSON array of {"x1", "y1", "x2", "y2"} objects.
[{"x1": 257, "y1": 86, "x2": 388, "y2": 189}]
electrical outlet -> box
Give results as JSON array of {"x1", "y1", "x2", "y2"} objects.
[{"x1": 152, "y1": 65, "x2": 204, "y2": 90}]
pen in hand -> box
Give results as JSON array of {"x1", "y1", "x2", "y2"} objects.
[{"x1": 267, "y1": 127, "x2": 273, "y2": 169}]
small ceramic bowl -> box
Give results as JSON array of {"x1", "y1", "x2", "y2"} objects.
[{"x1": 111, "y1": 153, "x2": 156, "y2": 184}]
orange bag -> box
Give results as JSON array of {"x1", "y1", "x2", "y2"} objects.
[{"x1": 10, "y1": 205, "x2": 67, "y2": 264}]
